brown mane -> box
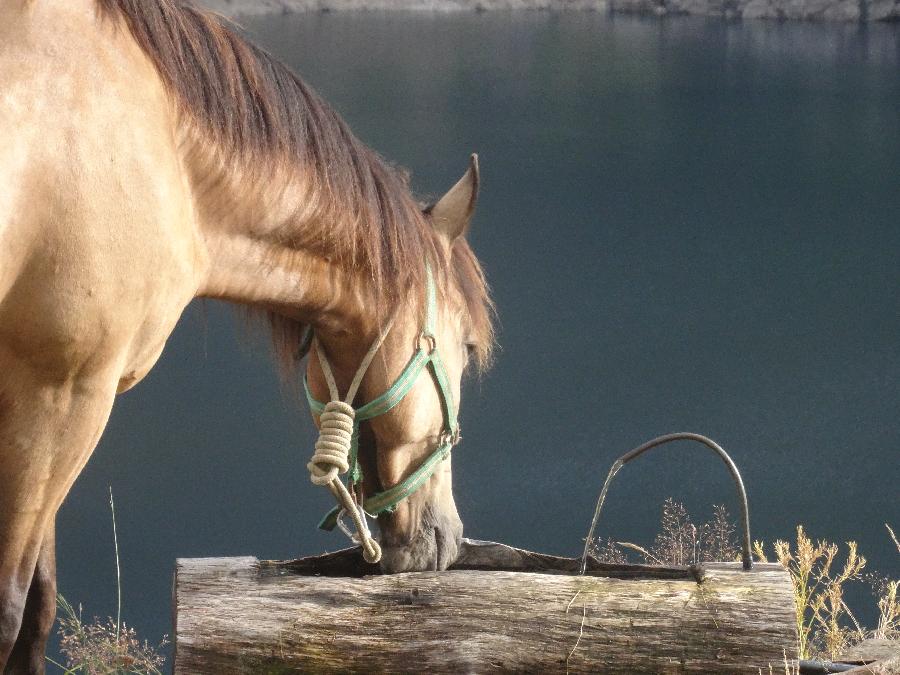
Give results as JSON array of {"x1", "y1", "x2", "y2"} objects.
[{"x1": 95, "y1": 0, "x2": 493, "y2": 370}]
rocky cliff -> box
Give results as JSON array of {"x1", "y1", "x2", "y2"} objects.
[{"x1": 200, "y1": 0, "x2": 899, "y2": 21}]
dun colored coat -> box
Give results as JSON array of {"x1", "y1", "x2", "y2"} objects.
[{"x1": 0, "y1": 0, "x2": 493, "y2": 669}]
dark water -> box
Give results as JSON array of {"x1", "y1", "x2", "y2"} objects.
[{"x1": 52, "y1": 12, "x2": 899, "y2": 667}]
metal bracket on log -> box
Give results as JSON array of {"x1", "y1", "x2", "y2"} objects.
[{"x1": 173, "y1": 539, "x2": 797, "y2": 674}]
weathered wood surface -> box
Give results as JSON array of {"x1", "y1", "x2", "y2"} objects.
[
  {"x1": 843, "y1": 657, "x2": 900, "y2": 675},
  {"x1": 174, "y1": 542, "x2": 797, "y2": 674},
  {"x1": 840, "y1": 638, "x2": 900, "y2": 675},
  {"x1": 843, "y1": 640, "x2": 900, "y2": 663}
]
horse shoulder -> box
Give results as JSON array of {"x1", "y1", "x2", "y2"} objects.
[{"x1": 0, "y1": 1, "x2": 205, "y2": 388}]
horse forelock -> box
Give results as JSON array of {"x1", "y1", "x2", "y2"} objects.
[{"x1": 95, "y1": 0, "x2": 493, "y2": 376}]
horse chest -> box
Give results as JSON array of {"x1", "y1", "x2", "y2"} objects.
[{"x1": 0, "y1": 226, "x2": 197, "y2": 389}]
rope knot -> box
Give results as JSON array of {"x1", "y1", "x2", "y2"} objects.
[{"x1": 308, "y1": 400, "x2": 356, "y2": 486}]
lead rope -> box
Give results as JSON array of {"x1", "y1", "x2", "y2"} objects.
[{"x1": 306, "y1": 315, "x2": 397, "y2": 564}]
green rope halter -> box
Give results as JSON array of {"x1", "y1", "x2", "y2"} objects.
[{"x1": 304, "y1": 265, "x2": 459, "y2": 536}]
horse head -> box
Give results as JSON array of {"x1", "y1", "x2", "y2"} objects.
[{"x1": 304, "y1": 156, "x2": 492, "y2": 573}]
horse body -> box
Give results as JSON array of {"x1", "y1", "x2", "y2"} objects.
[
  {"x1": 0, "y1": 4, "x2": 204, "y2": 669},
  {"x1": 0, "y1": 0, "x2": 202, "y2": 388},
  {"x1": 0, "y1": 1, "x2": 492, "y2": 671}
]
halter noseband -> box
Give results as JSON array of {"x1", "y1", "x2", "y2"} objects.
[{"x1": 303, "y1": 266, "x2": 459, "y2": 563}]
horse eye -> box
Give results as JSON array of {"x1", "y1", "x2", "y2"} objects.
[{"x1": 464, "y1": 342, "x2": 476, "y2": 356}]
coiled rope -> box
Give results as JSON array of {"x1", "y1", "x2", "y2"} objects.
[{"x1": 306, "y1": 315, "x2": 396, "y2": 564}]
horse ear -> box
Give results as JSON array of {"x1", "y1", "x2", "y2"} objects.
[{"x1": 426, "y1": 154, "x2": 479, "y2": 241}]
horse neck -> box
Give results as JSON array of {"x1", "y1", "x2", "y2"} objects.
[{"x1": 185, "y1": 131, "x2": 366, "y2": 330}]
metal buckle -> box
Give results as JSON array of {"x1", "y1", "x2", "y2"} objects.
[
  {"x1": 418, "y1": 331, "x2": 437, "y2": 354},
  {"x1": 335, "y1": 508, "x2": 360, "y2": 542},
  {"x1": 336, "y1": 500, "x2": 375, "y2": 543},
  {"x1": 440, "y1": 426, "x2": 461, "y2": 447}
]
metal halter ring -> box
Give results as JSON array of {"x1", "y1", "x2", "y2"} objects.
[
  {"x1": 335, "y1": 503, "x2": 377, "y2": 542},
  {"x1": 440, "y1": 427, "x2": 461, "y2": 447},
  {"x1": 418, "y1": 331, "x2": 437, "y2": 354}
]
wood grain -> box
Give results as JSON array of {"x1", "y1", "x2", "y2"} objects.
[{"x1": 174, "y1": 547, "x2": 797, "y2": 673}]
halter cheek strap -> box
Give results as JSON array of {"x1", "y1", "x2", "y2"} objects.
[{"x1": 303, "y1": 266, "x2": 459, "y2": 563}]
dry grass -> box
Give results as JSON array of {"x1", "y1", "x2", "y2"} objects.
[
  {"x1": 49, "y1": 488, "x2": 167, "y2": 675},
  {"x1": 51, "y1": 596, "x2": 167, "y2": 675},
  {"x1": 588, "y1": 498, "x2": 740, "y2": 566},
  {"x1": 867, "y1": 524, "x2": 900, "y2": 642},
  {"x1": 754, "y1": 526, "x2": 867, "y2": 660},
  {"x1": 753, "y1": 523, "x2": 899, "y2": 660},
  {"x1": 591, "y1": 501, "x2": 899, "y2": 663},
  {"x1": 759, "y1": 651, "x2": 800, "y2": 675}
]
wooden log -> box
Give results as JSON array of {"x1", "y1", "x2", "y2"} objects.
[
  {"x1": 842, "y1": 639, "x2": 900, "y2": 663},
  {"x1": 844, "y1": 657, "x2": 900, "y2": 674},
  {"x1": 173, "y1": 543, "x2": 797, "y2": 674}
]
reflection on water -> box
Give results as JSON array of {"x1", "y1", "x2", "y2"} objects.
[{"x1": 53, "y1": 12, "x2": 899, "y2": 666}]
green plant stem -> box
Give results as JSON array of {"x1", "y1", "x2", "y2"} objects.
[
  {"x1": 109, "y1": 486, "x2": 121, "y2": 642},
  {"x1": 45, "y1": 654, "x2": 80, "y2": 674}
]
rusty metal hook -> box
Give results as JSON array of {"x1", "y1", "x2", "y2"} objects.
[{"x1": 579, "y1": 432, "x2": 753, "y2": 574}]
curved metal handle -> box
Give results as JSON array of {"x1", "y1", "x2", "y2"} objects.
[{"x1": 580, "y1": 432, "x2": 753, "y2": 574}]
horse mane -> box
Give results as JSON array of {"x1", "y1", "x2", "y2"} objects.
[{"x1": 94, "y1": 0, "x2": 493, "y2": 371}]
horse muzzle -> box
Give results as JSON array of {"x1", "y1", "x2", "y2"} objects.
[{"x1": 378, "y1": 510, "x2": 463, "y2": 573}]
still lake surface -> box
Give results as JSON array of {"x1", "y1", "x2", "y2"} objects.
[{"x1": 52, "y1": 11, "x2": 899, "y2": 666}]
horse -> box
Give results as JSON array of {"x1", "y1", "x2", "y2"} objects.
[{"x1": 0, "y1": 0, "x2": 494, "y2": 670}]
